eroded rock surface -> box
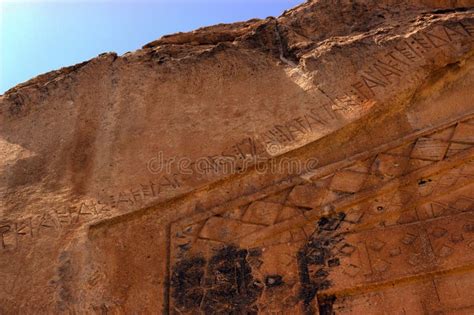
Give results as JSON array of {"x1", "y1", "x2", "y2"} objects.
[{"x1": 1, "y1": 0, "x2": 474, "y2": 313}]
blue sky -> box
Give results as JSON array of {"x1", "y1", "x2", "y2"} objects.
[{"x1": 0, "y1": 0, "x2": 302, "y2": 94}]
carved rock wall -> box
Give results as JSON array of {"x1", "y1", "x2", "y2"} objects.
[{"x1": 1, "y1": 0, "x2": 474, "y2": 313}]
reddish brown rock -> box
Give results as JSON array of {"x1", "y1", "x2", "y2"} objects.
[{"x1": 1, "y1": 0, "x2": 474, "y2": 313}]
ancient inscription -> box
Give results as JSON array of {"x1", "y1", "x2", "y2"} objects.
[
  {"x1": 105, "y1": 176, "x2": 180, "y2": 209},
  {"x1": 258, "y1": 107, "x2": 338, "y2": 154},
  {"x1": 104, "y1": 20, "x2": 474, "y2": 208},
  {"x1": 0, "y1": 201, "x2": 111, "y2": 254},
  {"x1": 332, "y1": 20, "x2": 474, "y2": 112}
]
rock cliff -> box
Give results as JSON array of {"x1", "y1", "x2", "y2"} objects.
[{"x1": 1, "y1": 0, "x2": 474, "y2": 313}]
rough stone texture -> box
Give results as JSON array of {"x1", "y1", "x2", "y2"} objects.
[{"x1": 1, "y1": 0, "x2": 474, "y2": 313}]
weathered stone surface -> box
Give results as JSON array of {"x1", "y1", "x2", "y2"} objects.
[{"x1": 1, "y1": 0, "x2": 474, "y2": 313}]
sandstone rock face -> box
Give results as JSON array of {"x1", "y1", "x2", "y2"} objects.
[{"x1": 1, "y1": 0, "x2": 474, "y2": 313}]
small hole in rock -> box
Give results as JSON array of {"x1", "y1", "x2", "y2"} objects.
[
  {"x1": 265, "y1": 275, "x2": 284, "y2": 288},
  {"x1": 328, "y1": 258, "x2": 340, "y2": 267}
]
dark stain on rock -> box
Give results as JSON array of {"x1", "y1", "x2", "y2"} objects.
[
  {"x1": 56, "y1": 251, "x2": 76, "y2": 311},
  {"x1": 171, "y1": 245, "x2": 263, "y2": 314},
  {"x1": 318, "y1": 294, "x2": 337, "y2": 315},
  {"x1": 69, "y1": 133, "x2": 97, "y2": 195},
  {"x1": 327, "y1": 258, "x2": 340, "y2": 267},
  {"x1": 318, "y1": 212, "x2": 345, "y2": 231},
  {"x1": 297, "y1": 212, "x2": 346, "y2": 314},
  {"x1": 203, "y1": 246, "x2": 263, "y2": 314},
  {"x1": 171, "y1": 257, "x2": 206, "y2": 310}
]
